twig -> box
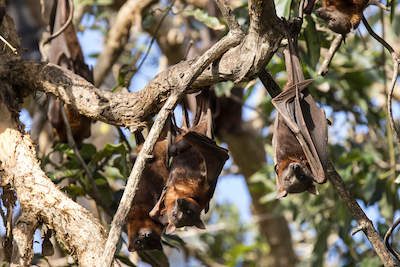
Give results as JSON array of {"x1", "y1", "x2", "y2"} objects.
[
  {"x1": 361, "y1": 16, "x2": 400, "y2": 154},
  {"x1": 367, "y1": 0, "x2": 390, "y2": 11},
  {"x1": 0, "y1": 35, "x2": 17, "y2": 55},
  {"x1": 384, "y1": 216, "x2": 400, "y2": 261},
  {"x1": 43, "y1": 0, "x2": 74, "y2": 45},
  {"x1": 97, "y1": 5, "x2": 244, "y2": 265},
  {"x1": 317, "y1": 34, "x2": 343, "y2": 76},
  {"x1": 134, "y1": 0, "x2": 177, "y2": 77},
  {"x1": 60, "y1": 104, "x2": 114, "y2": 217},
  {"x1": 214, "y1": 0, "x2": 244, "y2": 34},
  {"x1": 299, "y1": 0, "x2": 305, "y2": 18},
  {"x1": 184, "y1": 40, "x2": 194, "y2": 60},
  {"x1": 116, "y1": 127, "x2": 132, "y2": 152},
  {"x1": 326, "y1": 161, "x2": 397, "y2": 266},
  {"x1": 258, "y1": 68, "x2": 282, "y2": 98}
]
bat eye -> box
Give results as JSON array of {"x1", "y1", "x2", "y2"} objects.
[
  {"x1": 285, "y1": 176, "x2": 290, "y2": 181},
  {"x1": 186, "y1": 210, "x2": 192, "y2": 215},
  {"x1": 330, "y1": 18, "x2": 336, "y2": 22},
  {"x1": 299, "y1": 175, "x2": 304, "y2": 179},
  {"x1": 172, "y1": 211, "x2": 178, "y2": 217},
  {"x1": 136, "y1": 240, "x2": 141, "y2": 245}
]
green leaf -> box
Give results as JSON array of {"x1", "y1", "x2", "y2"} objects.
[
  {"x1": 394, "y1": 173, "x2": 400, "y2": 184},
  {"x1": 114, "y1": 254, "x2": 136, "y2": 267},
  {"x1": 303, "y1": 16, "x2": 321, "y2": 69},
  {"x1": 214, "y1": 81, "x2": 235, "y2": 97},
  {"x1": 360, "y1": 256, "x2": 382, "y2": 267},
  {"x1": 363, "y1": 172, "x2": 377, "y2": 202},
  {"x1": 274, "y1": 0, "x2": 291, "y2": 19},
  {"x1": 92, "y1": 143, "x2": 129, "y2": 162},
  {"x1": 184, "y1": 9, "x2": 226, "y2": 30},
  {"x1": 62, "y1": 185, "x2": 86, "y2": 197}
]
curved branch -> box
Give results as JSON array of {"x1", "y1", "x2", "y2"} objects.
[
  {"x1": 4, "y1": 16, "x2": 283, "y2": 132},
  {"x1": 361, "y1": 16, "x2": 400, "y2": 152},
  {"x1": 384, "y1": 216, "x2": 400, "y2": 261}
]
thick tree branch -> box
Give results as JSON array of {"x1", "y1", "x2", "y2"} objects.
[
  {"x1": 0, "y1": 101, "x2": 109, "y2": 266},
  {"x1": 3, "y1": 15, "x2": 283, "y2": 132}
]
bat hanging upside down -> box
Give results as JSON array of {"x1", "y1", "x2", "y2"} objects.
[
  {"x1": 126, "y1": 132, "x2": 169, "y2": 251},
  {"x1": 271, "y1": 23, "x2": 329, "y2": 199},
  {"x1": 150, "y1": 90, "x2": 229, "y2": 234}
]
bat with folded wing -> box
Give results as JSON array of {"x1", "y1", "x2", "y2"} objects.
[{"x1": 271, "y1": 24, "x2": 329, "y2": 199}]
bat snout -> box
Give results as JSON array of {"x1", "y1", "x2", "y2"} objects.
[
  {"x1": 289, "y1": 162, "x2": 301, "y2": 170},
  {"x1": 128, "y1": 229, "x2": 162, "y2": 252},
  {"x1": 177, "y1": 198, "x2": 186, "y2": 205}
]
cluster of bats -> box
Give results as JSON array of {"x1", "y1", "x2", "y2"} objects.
[
  {"x1": 126, "y1": 91, "x2": 229, "y2": 251},
  {"x1": 44, "y1": 0, "x2": 375, "y2": 254}
]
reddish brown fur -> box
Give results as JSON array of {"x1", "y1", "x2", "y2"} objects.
[
  {"x1": 150, "y1": 92, "x2": 229, "y2": 233},
  {"x1": 275, "y1": 115, "x2": 307, "y2": 168},
  {"x1": 316, "y1": 0, "x2": 369, "y2": 35},
  {"x1": 126, "y1": 140, "x2": 169, "y2": 251}
]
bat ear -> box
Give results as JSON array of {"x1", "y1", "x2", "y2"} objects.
[
  {"x1": 306, "y1": 185, "x2": 319, "y2": 195},
  {"x1": 165, "y1": 224, "x2": 176, "y2": 235},
  {"x1": 135, "y1": 131, "x2": 145, "y2": 146},
  {"x1": 276, "y1": 187, "x2": 288, "y2": 199},
  {"x1": 194, "y1": 219, "x2": 206, "y2": 230},
  {"x1": 204, "y1": 202, "x2": 210, "y2": 214},
  {"x1": 149, "y1": 187, "x2": 167, "y2": 221}
]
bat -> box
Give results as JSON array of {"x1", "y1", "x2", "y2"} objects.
[
  {"x1": 315, "y1": 0, "x2": 368, "y2": 37},
  {"x1": 126, "y1": 131, "x2": 169, "y2": 251},
  {"x1": 149, "y1": 90, "x2": 229, "y2": 234},
  {"x1": 271, "y1": 24, "x2": 329, "y2": 199},
  {"x1": 46, "y1": 0, "x2": 92, "y2": 147}
]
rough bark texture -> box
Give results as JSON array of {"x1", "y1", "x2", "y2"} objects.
[
  {"x1": 0, "y1": 102, "x2": 108, "y2": 266},
  {"x1": 1, "y1": 14, "x2": 283, "y2": 132}
]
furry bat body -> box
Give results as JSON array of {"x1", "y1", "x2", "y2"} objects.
[
  {"x1": 315, "y1": 0, "x2": 368, "y2": 36},
  {"x1": 126, "y1": 133, "x2": 169, "y2": 251},
  {"x1": 150, "y1": 91, "x2": 229, "y2": 234},
  {"x1": 272, "y1": 26, "x2": 328, "y2": 199}
]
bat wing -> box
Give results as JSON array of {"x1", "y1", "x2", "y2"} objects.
[
  {"x1": 182, "y1": 131, "x2": 229, "y2": 208},
  {"x1": 272, "y1": 79, "x2": 328, "y2": 184}
]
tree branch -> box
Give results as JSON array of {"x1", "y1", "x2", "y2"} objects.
[
  {"x1": 317, "y1": 34, "x2": 343, "y2": 76},
  {"x1": 3, "y1": 11, "x2": 283, "y2": 132},
  {"x1": 326, "y1": 162, "x2": 397, "y2": 266}
]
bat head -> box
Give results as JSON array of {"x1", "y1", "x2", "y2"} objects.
[
  {"x1": 165, "y1": 197, "x2": 205, "y2": 234},
  {"x1": 276, "y1": 161, "x2": 319, "y2": 199},
  {"x1": 128, "y1": 226, "x2": 163, "y2": 252},
  {"x1": 315, "y1": 7, "x2": 354, "y2": 35}
]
